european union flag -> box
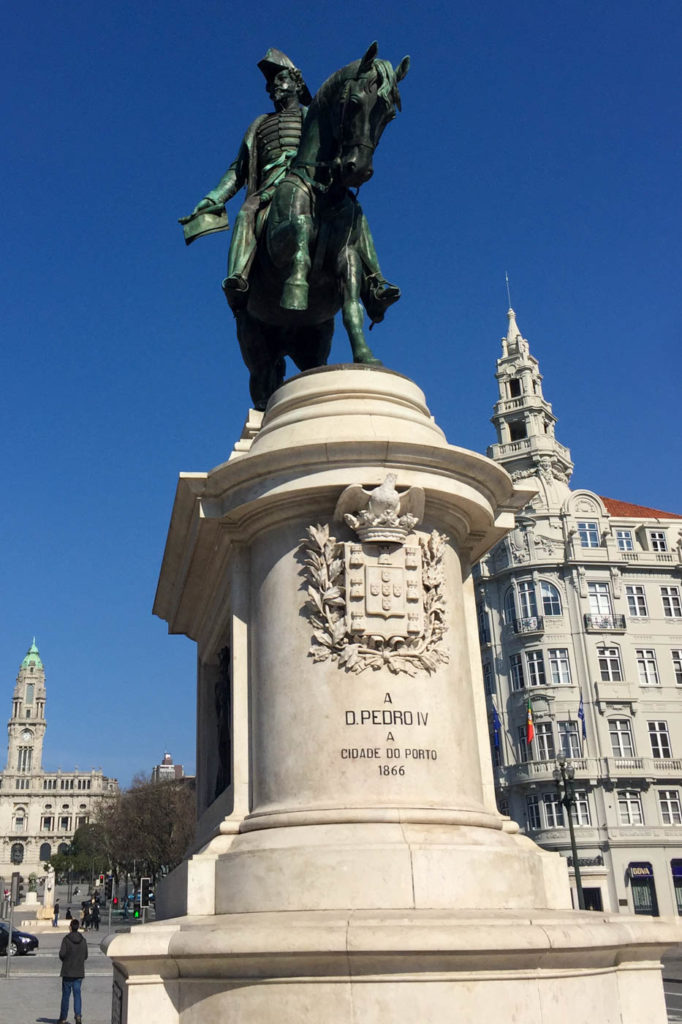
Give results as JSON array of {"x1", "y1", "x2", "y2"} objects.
[
  {"x1": 493, "y1": 705, "x2": 502, "y2": 749},
  {"x1": 578, "y1": 694, "x2": 586, "y2": 740}
]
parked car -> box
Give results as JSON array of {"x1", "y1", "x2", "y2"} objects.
[{"x1": 0, "y1": 921, "x2": 39, "y2": 956}]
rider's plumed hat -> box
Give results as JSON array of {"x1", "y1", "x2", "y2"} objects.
[{"x1": 257, "y1": 48, "x2": 312, "y2": 105}]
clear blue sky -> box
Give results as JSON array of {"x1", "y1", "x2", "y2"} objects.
[{"x1": 3, "y1": 0, "x2": 680, "y2": 786}]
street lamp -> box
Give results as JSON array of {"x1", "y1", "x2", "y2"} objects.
[{"x1": 553, "y1": 756, "x2": 586, "y2": 910}]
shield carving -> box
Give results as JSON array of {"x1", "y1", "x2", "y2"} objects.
[{"x1": 345, "y1": 543, "x2": 423, "y2": 639}]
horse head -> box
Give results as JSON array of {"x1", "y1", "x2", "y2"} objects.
[{"x1": 334, "y1": 42, "x2": 410, "y2": 188}]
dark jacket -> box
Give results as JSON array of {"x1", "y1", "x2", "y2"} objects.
[{"x1": 59, "y1": 931, "x2": 88, "y2": 978}]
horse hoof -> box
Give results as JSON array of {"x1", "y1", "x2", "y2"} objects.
[
  {"x1": 353, "y1": 353, "x2": 383, "y2": 366},
  {"x1": 281, "y1": 281, "x2": 309, "y2": 311}
]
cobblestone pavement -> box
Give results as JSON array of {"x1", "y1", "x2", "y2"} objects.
[{"x1": 0, "y1": 926, "x2": 113, "y2": 1024}]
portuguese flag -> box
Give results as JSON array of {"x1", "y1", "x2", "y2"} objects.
[{"x1": 526, "y1": 697, "x2": 535, "y2": 746}]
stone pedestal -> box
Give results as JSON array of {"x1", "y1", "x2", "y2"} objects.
[{"x1": 105, "y1": 367, "x2": 678, "y2": 1023}]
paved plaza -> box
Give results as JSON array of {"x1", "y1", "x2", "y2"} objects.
[{"x1": 0, "y1": 923, "x2": 115, "y2": 1024}]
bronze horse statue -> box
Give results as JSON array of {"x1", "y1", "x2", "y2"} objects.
[{"x1": 236, "y1": 43, "x2": 409, "y2": 409}]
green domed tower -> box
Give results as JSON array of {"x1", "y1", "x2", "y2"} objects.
[{"x1": 6, "y1": 638, "x2": 47, "y2": 774}]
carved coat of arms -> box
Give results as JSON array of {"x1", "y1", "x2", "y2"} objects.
[{"x1": 300, "y1": 476, "x2": 448, "y2": 675}]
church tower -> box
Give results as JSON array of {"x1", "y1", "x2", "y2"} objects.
[
  {"x1": 6, "y1": 639, "x2": 47, "y2": 776},
  {"x1": 487, "y1": 309, "x2": 573, "y2": 507}
]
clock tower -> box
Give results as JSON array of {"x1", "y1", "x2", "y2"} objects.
[{"x1": 6, "y1": 639, "x2": 46, "y2": 775}]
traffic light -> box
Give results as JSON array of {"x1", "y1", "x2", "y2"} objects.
[
  {"x1": 99, "y1": 874, "x2": 104, "y2": 884},
  {"x1": 112, "y1": 896, "x2": 118, "y2": 906},
  {"x1": 140, "y1": 877, "x2": 151, "y2": 908},
  {"x1": 105, "y1": 876, "x2": 113, "y2": 899},
  {"x1": 133, "y1": 905, "x2": 140, "y2": 919},
  {"x1": 10, "y1": 872, "x2": 20, "y2": 903},
  {"x1": 17, "y1": 876, "x2": 25, "y2": 903}
]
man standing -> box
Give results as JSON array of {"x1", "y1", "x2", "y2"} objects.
[
  {"x1": 58, "y1": 918, "x2": 88, "y2": 1024},
  {"x1": 187, "y1": 48, "x2": 312, "y2": 310},
  {"x1": 52, "y1": 899, "x2": 60, "y2": 927}
]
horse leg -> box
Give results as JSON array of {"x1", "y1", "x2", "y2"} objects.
[
  {"x1": 338, "y1": 247, "x2": 382, "y2": 365},
  {"x1": 234, "y1": 311, "x2": 286, "y2": 411},
  {"x1": 288, "y1": 320, "x2": 334, "y2": 372}
]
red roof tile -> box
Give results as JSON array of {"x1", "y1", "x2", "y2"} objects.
[{"x1": 600, "y1": 496, "x2": 682, "y2": 520}]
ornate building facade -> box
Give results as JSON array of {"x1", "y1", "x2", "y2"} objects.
[
  {"x1": 476, "y1": 309, "x2": 682, "y2": 916},
  {"x1": 0, "y1": 640, "x2": 118, "y2": 882}
]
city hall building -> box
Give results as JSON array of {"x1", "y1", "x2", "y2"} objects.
[
  {"x1": 0, "y1": 640, "x2": 118, "y2": 882},
  {"x1": 476, "y1": 309, "x2": 682, "y2": 916}
]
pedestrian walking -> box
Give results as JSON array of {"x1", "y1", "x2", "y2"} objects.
[
  {"x1": 91, "y1": 900, "x2": 100, "y2": 932},
  {"x1": 58, "y1": 918, "x2": 88, "y2": 1024},
  {"x1": 53, "y1": 900, "x2": 60, "y2": 927}
]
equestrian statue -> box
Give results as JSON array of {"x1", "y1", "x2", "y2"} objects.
[{"x1": 180, "y1": 43, "x2": 409, "y2": 410}]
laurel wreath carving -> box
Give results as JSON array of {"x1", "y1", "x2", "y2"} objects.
[{"x1": 300, "y1": 524, "x2": 449, "y2": 675}]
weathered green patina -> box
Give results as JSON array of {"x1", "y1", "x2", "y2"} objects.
[{"x1": 180, "y1": 44, "x2": 409, "y2": 409}]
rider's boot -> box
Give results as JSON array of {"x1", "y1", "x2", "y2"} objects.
[
  {"x1": 362, "y1": 273, "x2": 401, "y2": 325},
  {"x1": 222, "y1": 274, "x2": 249, "y2": 312},
  {"x1": 223, "y1": 214, "x2": 256, "y2": 311},
  {"x1": 281, "y1": 215, "x2": 312, "y2": 311}
]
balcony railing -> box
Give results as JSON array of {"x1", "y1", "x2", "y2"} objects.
[
  {"x1": 512, "y1": 615, "x2": 545, "y2": 635},
  {"x1": 584, "y1": 613, "x2": 626, "y2": 632},
  {"x1": 605, "y1": 756, "x2": 682, "y2": 779},
  {"x1": 497, "y1": 757, "x2": 595, "y2": 786}
]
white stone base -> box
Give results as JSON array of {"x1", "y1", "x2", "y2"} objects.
[{"x1": 105, "y1": 907, "x2": 677, "y2": 1024}]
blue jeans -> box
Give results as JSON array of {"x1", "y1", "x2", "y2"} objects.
[{"x1": 60, "y1": 977, "x2": 82, "y2": 1020}]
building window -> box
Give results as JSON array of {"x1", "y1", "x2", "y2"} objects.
[
  {"x1": 526, "y1": 651, "x2": 546, "y2": 687},
  {"x1": 535, "y1": 722, "x2": 555, "y2": 761},
  {"x1": 41, "y1": 815, "x2": 53, "y2": 831},
  {"x1": 17, "y1": 747, "x2": 32, "y2": 773},
  {"x1": 59, "y1": 816, "x2": 71, "y2": 831},
  {"x1": 571, "y1": 791, "x2": 591, "y2": 826},
  {"x1": 598, "y1": 646, "x2": 623, "y2": 681},
  {"x1": 578, "y1": 521, "x2": 600, "y2": 548},
  {"x1": 540, "y1": 581, "x2": 562, "y2": 616},
  {"x1": 543, "y1": 794, "x2": 564, "y2": 828},
  {"x1": 558, "y1": 720, "x2": 582, "y2": 758},
  {"x1": 482, "y1": 662, "x2": 494, "y2": 697},
  {"x1": 526, "y1": 795, "x2": 541, "y2": 830},
  {"x1": 13, "y1": 814, "x2": 26, "y2": 833},
  {"x1": 25, "y1": 683, "x2": 34, "y2": 704},
  {"x1": 548, "y1": 648, "x2": 571, "y2": 685},
  {"x1": 616, "y1": 529, "x2": 634, "y2": 551},
  {"x1": 649, "y1": 721, "x2": 672, "y2": 759},
  {"x1": 588, "y1": 582, "x2": 612, "y2": 616},
  {"x1": 672, "y1": 650, "x2": 682, "y2": 686},
  {"x1": 625, "y1": 585, "x2": 648, "y2": 617},
  {"x1": 618, "y1": 790, "x2": 644, "y2": 825},
  {"x1": 661, "y1": 586, "x2": 682, "y2": 618},
  {"x1": 609, "y1": 719, "x2": 634, "y2": 758},
  {"x1": 504, "y1": 588, "x2": 516, "y2": 625},
  {"x1": 39, "y1": 842, "x2": 51, "y2": 861},
  {"x1": 510, "y1": 653, "x2": 525, "y2": 692},
  {"x1": 518, "y1": 581, "x2": 537, "y2": 619},
  {"x1": 649, "y1": 531, "x2": 668, "y2": 552},
  {"x1": 76, "y1": 815, "x2": 88, "y2": 828},
  {"x1": 517, "y1": 726, "x2": 529, "y2": 763},
  {"x1": 636, "y1": 649, "x2": 660, "y2": 686},
  {"x1": 659, "y1": 790, "x2": 682, "y2": 825}
]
